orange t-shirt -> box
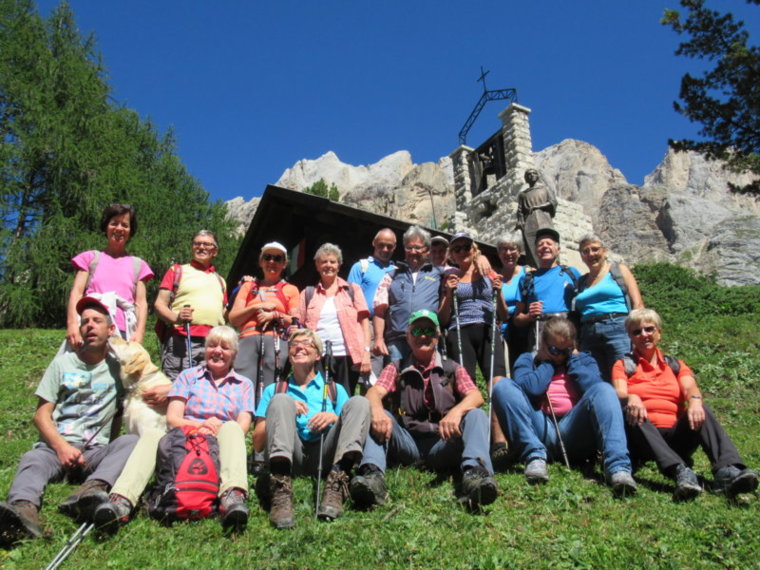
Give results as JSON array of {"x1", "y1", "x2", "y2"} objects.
[
  {"x1": 611, "y1": 349, "x2": 691, "y2": 428},
  {"x1": 238, "y1": 280, "x2": 299, "y2": 338}
]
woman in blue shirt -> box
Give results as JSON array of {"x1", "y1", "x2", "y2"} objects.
[
  {"x1": 575, "y1": 235, "x2": 644, "y2": 380},
  {"x1": 497, "y1": 234, "x2": 530, "y2": 373}
]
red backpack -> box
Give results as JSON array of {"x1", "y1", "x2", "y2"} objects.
[{"x1": 147, "y1": 425, "x2": 221, "y2": 522}]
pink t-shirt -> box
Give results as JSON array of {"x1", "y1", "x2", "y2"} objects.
[
  {"x1": 71, "y1": 250, "x2": 153, "y2": 332},
  {"x1": 541, "y1": 367, "x2": 580, "y2": 417}
]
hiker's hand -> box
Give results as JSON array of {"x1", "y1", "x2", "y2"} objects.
[
  {"x1": 491, "y1": 274, "x2": 503, "y2": 290},
  {"x1": 528, "y1": 301, "x2": 543, "y2": 319},
  {"x1": 439, "y1": 409, "x2": 463, "y2": 441},
  {"x1": 373, "y1": 338, "x2": 388, "y2": 357},
  {"x1": 256, "y1": 311, "x2": 275, "y2": 327},
  {"x1": 371, "y1": 410, "x2": 392, "y2": 442},
  {"x1": 624, "y1": 395, "x2": 647, "y2": 427},
  {"x1": 143, "y1": 385, "x2": 171, "y2": 408},
  {"x1": 257, "y1": 302, "x2": 276, "y2": 312},
  {"x1": 177, "y1": 306, "x2": 194, "y2": 323},
  {"x1": 359, "y1": 351, "x2": 371, "y2": 375},
  {"x1": 293, "y1": 400, "x2": 309, "y2": 415},
  {"x1": 687, "y1": 399, "x2": 705, "y2": 430},
  {"x1": 129, "y1": 331, "x2": 144, "y2": 344},
  {"x1": 308, "y1": 411, "x2": 337, "y2": 433},
  {"x1": 444, "y1": 274, "x2": 459, "y2": 294},
  {"x1": 58, "y1": 443, "x2": 86, "y2": 470},
  {"x1": 200, "y1": 417, "x2": 222, "y2": 435},
  {"x1": 66, "y1": 327, "x2": 83, "y2": 350}
]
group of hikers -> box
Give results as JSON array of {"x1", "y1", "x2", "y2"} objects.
[{"x1": 0, "y1": 201, "x2": 757, "y2": 548}]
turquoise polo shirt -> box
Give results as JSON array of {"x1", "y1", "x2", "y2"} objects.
[{"x1": 255, "y1": 371, "x2": 349, "y2": 442}]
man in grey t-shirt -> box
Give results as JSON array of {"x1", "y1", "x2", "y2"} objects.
[{"x1": 0, "y1": 297, "x2": 137, "y2": 548}]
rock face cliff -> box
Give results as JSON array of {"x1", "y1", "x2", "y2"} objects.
[{"x1": 226, "y1": 144, "x2": 759, "y2": 286}]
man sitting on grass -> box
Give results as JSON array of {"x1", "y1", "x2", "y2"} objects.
[
  {"x1": 350, "y1": 310, "x2": 498, "y2": 510},
  {"x1": 0, "y1": 297, "x2": 137, "y2": 548}
]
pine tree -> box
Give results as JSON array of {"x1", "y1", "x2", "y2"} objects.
[
  {"x1": 0, "y1": 0, "x2": 239, "y2": 327},
  {"x1": 663, "y1": 0, "x2": 760, "y2": 193}
]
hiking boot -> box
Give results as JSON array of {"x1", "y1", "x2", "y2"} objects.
[
  {"x1": 713, "y1": 465, "x2": 759, "y2": 497},
  {"x1": 59, "y1": 479, "x2": 109, "y2": 521},
  {"x1": 0, "y1": 501, "x2": 42, "y2": 547},
  {"x1": 318, "y1": 468, "x2": 349, "y2": 521},
  {"x1": 219, "y1": 488, "x2": 248, "y2": 533},
  {"x1": 490, "y1": 442, "x2": 513, "y2": 471},
  {"x1": 93, "y1": 494, "x2": 133, "y2": 535},
  {"x1": 607, "y1": 470, "x2": 638, "y2": 497},
  {"x1": 524, "y1": 458, "x2": 549, "y2": 484},
  {"x1": 269, "y1": 474, "x2": 294, "y2": 530},
  {"x1": 672, "y1": 464, "x2": 702, "y2": 502},
  {"x1": 461, "y1": 466, "x2": 498, "y2": 507},
  {"x1": 349, "y1": 464, "x2": 388, "y2": 508}
]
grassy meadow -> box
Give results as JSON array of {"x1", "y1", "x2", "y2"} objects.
[{"x1": 0, "y1": 264, "x2": 758, "y2": 568}]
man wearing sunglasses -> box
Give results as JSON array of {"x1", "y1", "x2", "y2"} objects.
[{"x1": 350, "y1": 309, "x2": 498, "y2": 510}]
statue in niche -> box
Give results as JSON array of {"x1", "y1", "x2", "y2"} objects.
[{"x1": 515, "y1": 168, "x2": 557, "y2": 267}]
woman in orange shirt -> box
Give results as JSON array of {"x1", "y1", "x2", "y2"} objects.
[
  {"x1": 611, "y1": 308, "x2": 757, "y2": 501},
  {"x1": 229, "y1": 242, "x2": 299, "y2": 403}
]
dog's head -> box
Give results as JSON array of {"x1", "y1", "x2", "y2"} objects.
[{"x1": 108, "y1": 337, "x2": 154, "y2": 387}]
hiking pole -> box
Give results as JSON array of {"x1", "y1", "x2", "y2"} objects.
[
  {"x1": 452, "y1": 286, "x2": 463, "y2": 364},
  {"x1": 183, "y1": 305, "x2": 193, "y2": 370},
  {"x1": 315, "y1": 340, "x2": 332, "y2": 518},
  {"x1": 487, "y1": 288, "x2": 498, "y2": 443},
  {"x1": 546, "y1": 395, "x2": 571, "y2": 469},
  {"x1": 45, "y1": 521, "x2": 94, "y2": 570}
]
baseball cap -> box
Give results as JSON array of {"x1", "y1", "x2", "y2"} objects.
[
  {"x1": 261, "y1": 241, "x2": 287, "y2": 255},
  {"x1": 431, "y1": 235, "x2": 449, "y2": 247},
  {"x1": 408, "y1": 309, "x2": 439, "y2": 328},
  {"x1": 76, "y1": 296, "x2": 112, "y2": 316},
  {"x1": 535, "y1": 227, "x2": 560, "y2": 243}
]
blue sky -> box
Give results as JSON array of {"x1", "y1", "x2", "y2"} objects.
[{"x1": 37, "y1": 1, "x2": 759, "y2": 204}]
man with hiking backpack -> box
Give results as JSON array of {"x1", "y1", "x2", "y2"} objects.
[
  {"x1": 347, "y1": 228, "x2": 397, "y2": 380},
  {"x1": 0, "y1": 298, "x2": 137, "y2": 548},
  {"x1": 154, "y1": 230, "x2": 227, "y2": 381},
  {"x1": 253, "y1": 329, "x2": 370, "y2": 529},
  {"x1": 350, "y1": 310, "x2": 498, "y2": 511},
  {"x1": 512, "y1": 227, "x2": 581, "y2": 353}
]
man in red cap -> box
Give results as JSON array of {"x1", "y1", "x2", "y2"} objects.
[{"x1": 0, "y1": 297, "x2": 137, "y2": 548}]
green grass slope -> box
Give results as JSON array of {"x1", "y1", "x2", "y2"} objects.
[{"x1": 0, "y1": 264, "x2": 758, "y2": 568}]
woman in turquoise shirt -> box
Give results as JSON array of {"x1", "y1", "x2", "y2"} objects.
[{"x1": 575, "y1": 235, "x2": 643, "y2": 380}]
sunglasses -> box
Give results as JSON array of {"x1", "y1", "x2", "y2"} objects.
[
  {"x1": 631, "y1": 325, "x2": 657, "y2": 336},
  {"x1": 410, "y1": 327, "x2": 437, "y2": 338},
  {"x1": 192, "y1": 241, "x2": 217, "y2": 249},
  {"x1": 263, "y1": 254, "x2": 285, "y2": 263},
  {"x1": 547, "y1": 345, "x2": 573, "y2": 356},
  {"x1": 451, "y1": 243, "x2": 472, "y2": 254},
  {"x1": 290, "y1": 340, "x2": 315, "y2": 349}
]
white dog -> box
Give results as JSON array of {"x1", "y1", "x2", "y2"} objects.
[{"x1": 109, "y1": 337, "x2": 171, "y2": 436}]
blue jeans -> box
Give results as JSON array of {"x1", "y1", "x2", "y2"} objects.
[
  {"x1": 492, "y1": 379, "x2": 631, "y2": 476},
  {"x1": 579, "y1": 316, "x2": 631, "y2": 381},
  {"x1": 360, "y1": 409, "x2": 493, "y2": 474},
  {"x1": 387, "y1": 340, "x2": 411, "y2": 363}
]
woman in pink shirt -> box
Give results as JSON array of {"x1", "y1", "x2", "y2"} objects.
[
  {"x1": 66, "y1": 204, "x2": 153, "y2": 347},
  {"x1": 297, "y1": 243, "x2": 371, "y2": 395}
]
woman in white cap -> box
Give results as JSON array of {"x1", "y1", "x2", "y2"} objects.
[{"x1": 229, "y1": 242, "x2": 299, "y2": 402}]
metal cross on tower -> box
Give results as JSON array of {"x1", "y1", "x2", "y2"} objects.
[{"x1": 458, "y1": 67, "x2": 518, "y2": 145}]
